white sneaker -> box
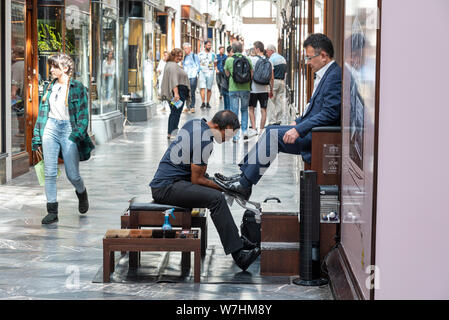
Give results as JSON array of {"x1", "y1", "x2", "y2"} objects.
[{"x1": 247, "y1": 129, "x2": 258, "y2": 138}]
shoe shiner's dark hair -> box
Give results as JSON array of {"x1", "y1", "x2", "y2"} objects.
[
  {"x1": 212, "y1": 110, "x2": 240, "y2": 131},
  {"x1": 303, "y1": 33, "x2": 334, "y2": 58}
]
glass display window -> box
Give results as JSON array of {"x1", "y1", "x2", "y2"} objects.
[
  {"x1": 128, "y1": 18, "x2": 144, "y2": 102},
  {"x1": 91, "y1": 1, "x2": 119, "y2": 115},
  {"x1": 144, "y1": 3, "x2": 154, "y2": 102},
  {"x1": 11, "y1": 0, "x2": 26, "y2": 155},
  {"x1": 65, "y1": 4, "x2": 90, "y2": 88},
  {"x1": 37, "y1": 1, "x2": 90, "y2": 92}
]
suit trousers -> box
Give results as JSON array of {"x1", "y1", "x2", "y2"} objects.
[
  {"x1": 268, "y1": 79, "x2": 286, "y2": 124},
  {"x1": 239, "y1": 125, "x2": 310, "y2": 185},
  {"x1": 151, "y1": 180, "x2": 243, "y2": 255}
]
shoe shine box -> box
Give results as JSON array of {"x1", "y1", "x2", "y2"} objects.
[{"x1": 260, "y1": 202, "x2": 337, "y2": 276}]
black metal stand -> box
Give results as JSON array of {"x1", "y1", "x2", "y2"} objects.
[{"x1": 293, "y1": 170, "x2": 328, "y2": 287}]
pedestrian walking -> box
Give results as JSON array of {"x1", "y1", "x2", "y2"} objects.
[
  {"x1": 215, "y1": 45, "x2": 227, "y2": 100},
  {"x1": 32, "y1": 53, "x2": 94, "y2": 225},
  {"x1": 248, "y1": 41, "x2": 274, "y2": 137},
  {"x1": 182, "y1": 43, "x2": 200, "y2": 113},
  {"x1": 224, "y1": 41, "x2": 253, "y2": 142},
  {"x1": 266, "y1": 44, "x2": 287, "y2": 125},
  {"x1": 220, "y1": 46, "x2": 233, "y2": 111},
  {"x1": 160, "y1": 48, "x2": 191, "y2": 140},
  {"x1": 198, "y1": 40, "x2": 216, "y2": 109}
]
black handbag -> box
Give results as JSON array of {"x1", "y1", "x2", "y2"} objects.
[{"x1": 240, "y1": 197, "x2": 281, "y2": 245}]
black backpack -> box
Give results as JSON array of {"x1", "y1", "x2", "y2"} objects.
[
  {"x1": 232, "y1": 55, "x2": 252, "y2": 84},
  {"x1": 253, "y1": 56, "x2": 272, "y2": 85}
]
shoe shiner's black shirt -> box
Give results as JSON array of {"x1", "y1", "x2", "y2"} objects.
[{"x1": 150, "y1": 118, "x2": 214, "y2": 188}]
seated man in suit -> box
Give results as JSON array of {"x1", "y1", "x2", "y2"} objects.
[
  {"x1": 150, "y1": 110, "x2": 260, "y2": 271},
  {"x1": 214, "y1": 34, "x2": 342, "y2": 200}
]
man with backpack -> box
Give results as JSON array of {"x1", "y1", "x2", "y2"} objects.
[
  {"x1": 248, "y1": 41, "x2": 274, "y2": 138},
  {"x1": 224, "y1": 41, "x2": 253, "y2": 142}
]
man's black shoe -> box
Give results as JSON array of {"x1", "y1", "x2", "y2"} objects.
[
  {"x1": 241, "y1": 235, "x2": 258, "y2": 250},
  {"x1": 214, "y1": 178, "x2": 252, "y2": 201},
  {"x1": 201, "y1": 103, "x2": 206, "y2": 109},
  {"x1": 206, "y1": 103, "x2": 211, "y2": 109},
  {"x1": 214, "y1": 172, "x2": 241, "y2": 183},
  {"x1": 232, "y1": 247, "x2": 261, "y2": 271}
]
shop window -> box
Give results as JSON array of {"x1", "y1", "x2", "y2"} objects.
[
  {"x1": 128, "y1": 18, "x2": 144, "y2": 102},
  {"x1": 11, "y1": 0, "x2": 26, "y2": 155},
  {"x1": 144, "y1": 4, "x2": 154, "y2": 102},
  {"x1": 37, "y1": 2, "x2": 90, "y2": 91},
  {"x1": 91, "y1": 2, "x2": 119, "y2": 115}
]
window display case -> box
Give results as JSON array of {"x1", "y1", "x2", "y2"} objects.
[{"x1": 91, "y1": 0, "x2": 119, "y2": 115}]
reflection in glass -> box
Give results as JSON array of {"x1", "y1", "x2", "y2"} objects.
[
  {"x1": 38, "y1": 6, "x2": 63, "y2": 87},
  {"x1": 128, "y1": 18, "x2": 144, "y2": 102},
  {"x1": 65, "y1": 6, "x2": 90, "y2": 88},
  {"x1": 144, "y1": 4, "x2": 154, "y2": 102},
  {"x1": 314, "y1": 0, "x2": 324, "y2": 34},
  {"x1": 11, "y1": 1, "x2": 26, "y2": 155},
  {"x1": 91, "y1": 2, "x2": 118, "y2": 115}
]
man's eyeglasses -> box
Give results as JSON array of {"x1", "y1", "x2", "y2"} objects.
[{"x1": 303, "y1": 53, "x2": 321, "y2": 63}]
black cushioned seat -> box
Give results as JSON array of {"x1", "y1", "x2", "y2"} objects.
[
  {"x1": 311, "y1": 126, "x2": 341, "y2": 132},
  {"x1": 129, "y1": 196, "x2": 191, "y2": 212}
]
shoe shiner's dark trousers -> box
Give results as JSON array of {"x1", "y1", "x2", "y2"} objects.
[
  {"x1": 152, "y1": 180, "x2": 243, "y2": 255},
  {"x1": 239, "y1": 125, "x2": 310, "y2": 185}
]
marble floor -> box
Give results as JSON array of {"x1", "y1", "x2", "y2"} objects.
[{"x1": 0, "y1": 89, "x2": 333, "y2": 300}]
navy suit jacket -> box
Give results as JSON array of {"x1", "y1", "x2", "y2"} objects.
[{"x1": 294, "y1": 62, "x2": 342, "y2": 163}]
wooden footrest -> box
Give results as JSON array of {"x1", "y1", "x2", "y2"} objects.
[{"x1": 103, "y1": 228, "x2": 202, "y2": 283}]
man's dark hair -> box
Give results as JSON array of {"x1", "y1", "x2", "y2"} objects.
[
  {"x1": 303, "y1": 33, "x2": 334, "y2": 58},
  {"x1": 212, "y1": 110, "x2": 240, "y2": 131},
  {"x1": 226, "y1": 46, "x2": 232, "y2": 54},
  {"x1": 253, "y1": 41, "x2": 264, "y2": 53},
  {"x1": 204, "y1": 40, "x2": 212, "y2": 46}
]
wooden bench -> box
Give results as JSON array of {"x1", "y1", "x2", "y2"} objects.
[
  {"x1": 120, "y1": 198, "x2": 208, "y2": 270},
  {"x1": 103, "y1": 229, "x2": 201, "y2": 283}
]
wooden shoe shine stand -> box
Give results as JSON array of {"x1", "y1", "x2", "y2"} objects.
[
  {"x1": 260, "y1": 202, "x2": 337, "y2": 276},
  {"x1": 261, "y1": 126, "x2": 342, "y2": 276},
  {"x1": 103, "y1": 198, "x2": 208, "y2": 283},
  {"x1": 103, "y1": 229, "x2": 201, "y2": 283}
]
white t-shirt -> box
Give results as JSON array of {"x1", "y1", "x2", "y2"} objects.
[
  {"x1": 249, "y1": 55, "x2": 271, "y2": 93},
  {"x1": 102, "y1": 59, "x2": 116, "y2": 76},
  {"x1": 198, "y1": 51, "x2": 216, "y2": 75},
  {"x1": 48, "y1": 82, "x2": 70, "y2": 121}
]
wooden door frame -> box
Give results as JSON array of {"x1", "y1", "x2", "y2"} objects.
[{"x1": 26, "y1": 0, "x2": 38, "y2": 166}]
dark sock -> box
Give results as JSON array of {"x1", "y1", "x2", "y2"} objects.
[{"x1": 239, "y1": 175, "x2": 252, "y2": 188}]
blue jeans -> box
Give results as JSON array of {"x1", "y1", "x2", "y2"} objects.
[
  {"x1": 222, "y1": 90, "x2": 230, "y2": 111},
  {"x1": 229, "y1": 91, "x2": 250, "y2": 140},
  {"x1": 168, "y1": 101, "x2": 184, "y2": 135},
  {"x1": 188, "y1": 77, "x2": 197, "y2": 109},
  {"x1": 42, "y1": 118, "x2": 85, "y2": 203}
]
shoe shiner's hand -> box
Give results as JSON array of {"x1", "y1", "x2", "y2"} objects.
[{"x1": 283, "y1": 128, "x2": 300, "y2": 144}]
